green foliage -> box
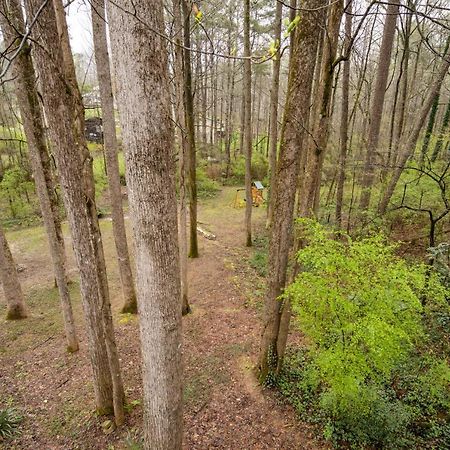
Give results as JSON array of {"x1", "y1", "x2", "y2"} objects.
[
  {"x1": 281, "y1": 220, "x2": 450, "y2": 448},
  {"x1": 0, "y1": 167, "x2": 35, "y2": 219},
  {"x1": 0, "y1": 407, "x2": 22, "y2": 441},
  {"x1": 196, "y1": 166, "x2": 221, "y2": 198},
  {"x1": 226, "y1": 152, "x2": 268, "y2": 185},
  {"x1": 389, "y1": 161, "x2": 450, "y2": 228},
  {"x1": 91, "y1": 151, "x2": 126, "y2": 196},
  {"x1": 92, "y1": 156, "x2": 108, "y2": 197}
]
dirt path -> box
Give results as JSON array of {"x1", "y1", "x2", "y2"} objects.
[{"x1": 0, "y1": 187, "x2": 326, "y2": 449}]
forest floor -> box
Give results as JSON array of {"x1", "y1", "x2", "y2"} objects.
[{"x1": 0, "y1": 187, "x2": 327, "y2": 450}]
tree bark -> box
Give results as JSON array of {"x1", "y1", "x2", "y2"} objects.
[
  {"x1": 335, "y1": 2, "x2": 352, "y2": 227},
  {"x1": 387, "y1": 7, "x2": 411, "y2": 175},
  {"x1": 303, "y1": 0, "x2": 344, "y2": 215},
  {"x1": 182, "y1": 0, "x2": 199, "y2": 258},
  {"x1": 258, "y1": 0, "x2": 325, "y2": 383},
  {"x1": 0, "y1": 0, "x2": 78, "y2": 349},
  {"x1": 243, "y1": 0, "x2": 253, "y2": 247},
  {"x1": 0, "y1": 224, "x2": 27, "y2": 320},
  {"x1": 359, "y1": 0, "x2": 400, "y2": 210},
  {"x1": 266, "y1": 0, "x2": 283, "y2": 229},
  {"x1": 431, "y1": 98, "x2": 450, "y2": 162},
  {"x1": 91, "y1": 0, "x2": 137, "y2": 314},
  {"x1": 420, "y1": 93, "x2": 440, "y2": 164},
  {"x1": 25, "y1": 0, "x2": 124, "y2": 423},
  {"x1": 224, "y1": 7, "x2": 237, "y2": 178},
  {"x1": 108, "y1": 0, "x2": 183, "y2": 447},
  {"x1": 172, "y1": 0, "x2": 191, "y2": 315},
  {"x1": 379, "y1": 41, "x2": 450, "y2": 214}
]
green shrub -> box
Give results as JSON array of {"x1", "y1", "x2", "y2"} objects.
[
  {"x1": 196, "y1": 166, "x2": 220, "y2": 198},
  {"x1": 281, "y1": 219, "x2": 450, "y2": 448},
  {"x1": 0, "y1": 167, "x2": 35, "y2": 219},
  {"x1": 0, "y1": 407, "x2": 22, "y2": 441},
  {"x1": 225, "y1": 153, "x2": 269, "y2": 185}
]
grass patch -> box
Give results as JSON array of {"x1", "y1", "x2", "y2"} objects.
[
  {"x1": 184, "y1": 355, "x2": 230, "y2": 408},
  {"x1": 0, "y1": 282, "x2": 81, "y2": 356}
]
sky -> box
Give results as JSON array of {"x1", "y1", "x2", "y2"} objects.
[{"x1": 66, "y1": 0, "x2": 93, "y2": 55}]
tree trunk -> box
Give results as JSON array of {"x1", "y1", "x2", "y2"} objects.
[
  {"x1": 359, "y1": 0, "x2": 400, "y2": 210},
  {"x1": 237, "y1": 75, "x2": 245, "y2": 153},
  {"x1": 431, "y1": 98, "x2": 450, "y2": 162},
  {"x1": 266, "y1": 0, "x2": 283, "y2": 229},
  {"x1": 335, "y1": 2, "x2": 352, "y2": 227},
  {"x1": 201, "y1": 49, "x2": 208, "y2": 145},
  {"x1": 172, "y1": 0, "x2": 191, "y2": 315},
  {"x1": 91, "y1": 0, "x2": 137, "y2": 314},
  {"x1": 108, "y1": 0, "x2": 183, "y2": 447},
  {"x1": 0, "y1": 225, "x2": 27, "y2": 320},
  {"x1": 420, "y1": 93, "x2": 440, "y2": 164},
  {"x1": 224, "y1": 6, "x2": 236, "y2": 178},
  {"x1": 303, "y1": 0, "x2": 344, "y2": 215},
  {"x1": 25, "y1": 0, "x2": 124, "y2": 423},
  {"x1": 52, "y1": 0, "x2": 84, "y2": 129},
  {"x1": 0, "y1": 1, "x2": 78, "y2": 349},
  {"x1": 258, "y1": 0, "x2": 326, "y2": 384},
  {"x1": 182, "y1": 0, "x2": 199, "y2": 258},
  {"x1": 387, "y1": 7, "x2": 411, "y2": 174},
  {"x1": 243, "y1": 0, "x2": 252, "y2": 247},
  {"x1": 379, "y1": 41, "x2": 450, "y2": 214}
]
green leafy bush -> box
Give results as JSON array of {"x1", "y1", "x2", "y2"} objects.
[
  {"x1": 0, "y1": 167, "x2": 35, "y2": 219},
  {"x1": 225, "y1": 153, "x2": 268, "y2": 185},
  {"x1": 196, "y1": 166, "x2": 220, "y2": 198},
  {"x1": 0, "y1": 407, "x2": 22, "y2": 440},
  {"x1": 281, "y1": 220, "x2": 450, "y2": 448}
]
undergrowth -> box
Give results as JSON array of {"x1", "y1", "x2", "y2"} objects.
[
  {"x1": 278, "y1": 219, "x2": 450, "y2": 449},
  {"x1": 0, "y1": 407, "x2": 22, "y2": 441}
]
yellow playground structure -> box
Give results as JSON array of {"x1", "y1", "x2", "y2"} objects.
[{"x1": 233, "y1": 181, "x2": 265, "y2": 208}]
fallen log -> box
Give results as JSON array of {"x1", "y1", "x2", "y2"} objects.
[{"x1": 197, "y1": 226, "x2": 216, "y2": 240}]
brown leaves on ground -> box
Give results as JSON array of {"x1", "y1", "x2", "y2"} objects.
[{"x1": 0, "y1": 188, "x2": 327, "y2": 449}]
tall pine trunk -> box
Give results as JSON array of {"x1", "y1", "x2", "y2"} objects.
[
  {"x1": 258, "y1": 0, "x2": 326, "y2": 383},
  {"x1": 25, "y1": 0, "x2": 124, "y2": 423},
  {"x1": 266, "y1": 0, "x2": 283, "y2": 228},
  {"x1": 0, "y1": 0, "x2": 77, "y2": 349},
  {"x1": 303, "y1": 0, "x2": 344, "y2": 215},
  {"x1": 173, "y1": 0, "x2": 191, "y2": 315},
  {"x1": 243, "y1": 0, "x2": 253, "y2": 247},
  {"x1": 108, "y1": 0, "x2": 183, "y2": 447},
  {"x1": 91, "y1": 0, "x2": 137, "y2": 314},
  {"x1": 359, "y1": 0, "x2": 400, "y2": 210},
  {"x1": 335, "y1": 2, "x2": 352, "y2": 227},
  {"x1": 182, "y1": 0, "x2": 199, "y2": 258}
]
